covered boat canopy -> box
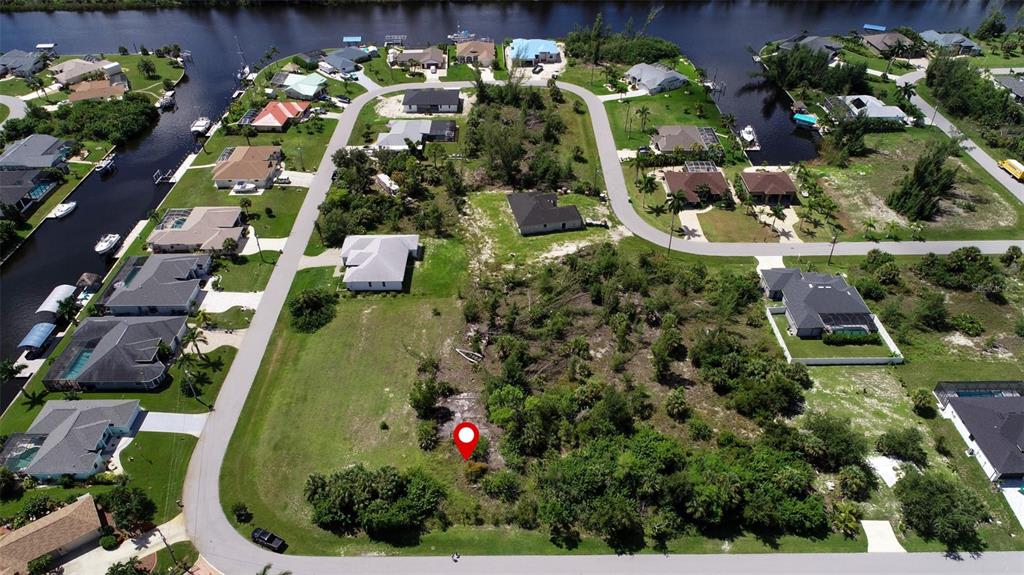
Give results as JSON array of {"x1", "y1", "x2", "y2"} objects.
[
  {"x1": 35, "y1": 284, "x2": 77, "y2": 314},
  {"x1": 793, "y1": 113, "x2": 819, "y2": 127},
  {"x1": 18, "y1": 322, "x2": 56, "y2": 350},
  {"x1": 863, "y1": 24, "x2": 887, "y2": 32},
  {"x1": 77, "y1": 272, "x2": 103, "y2": 290}
]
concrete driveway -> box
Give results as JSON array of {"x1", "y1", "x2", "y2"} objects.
[
  {"x1": 139, "y1": 411, "x2": 208, "y2": 437},
  {"x1": 62, "y1": 514, "x2": 189, "y2": 575},
  {"x1": 861, "y1": 520, "x2": 906, "y2": 553},
  {"x1": 199, "y1": 289, "x2": 262, "y2": 312}
]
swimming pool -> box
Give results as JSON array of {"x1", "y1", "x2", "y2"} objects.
[{"x1": 64, "y1": 349, "x2": 94, "y2": 379}]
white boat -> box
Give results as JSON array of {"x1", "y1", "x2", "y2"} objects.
[
  {"x1": 739, "y1": 125, "x2": 761, "y2": 151},
  {"x1": 156, "y1": 90, "x2": 175, "y2": 109},
  {"x1": 96, "y1": 154, "x2": 116, "y2": 173},
  {"x1": 190, "y1": 117, "x2": 212, "y2": 135},
  {"x1": 231, "y1": 89, "x2": 245, "y2": 100},
  {"x1": 448, "y1": 24, "x2": 476, "y2": 43},
  {"x1": 231, "y1": 182, "x2": 257, "y2": 194},
  {"x1": 94, "y1": 233, "x2": 121, "y2": 254},
  {"x1": 52, "y1": 202, "x2": 76, "y2": 219}
]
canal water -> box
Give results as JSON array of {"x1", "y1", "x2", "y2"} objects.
[{"x1": 0, "y1": 1, "x2": 1017, "y2": 409}]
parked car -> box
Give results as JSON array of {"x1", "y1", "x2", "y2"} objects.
[
  {"x1": 532, "y1": 64, "x2": 543, "y2": 74},
  {"x1": 252, "y1": 528, "x2": 286, "y2": 553},
  {"x1": 275, "y1": 175, "x2": 291, "y2": 184},
  {"x1": 310, "y1": 107, "x2": 325, "y2": 115},
  {"x1": 637, "y1": 146, "x2": 651, "y2": 155},
  {"x1": 334, "y1": 95, "x2": 351, "y2": 104}
]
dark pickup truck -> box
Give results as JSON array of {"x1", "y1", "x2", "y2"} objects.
[{"x1": 251, "y1": 528, "x2": 287, "y2": 553}]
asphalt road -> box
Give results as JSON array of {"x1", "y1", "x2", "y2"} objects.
[
  {"x1": 182, "y1": 78, "x2": 1024, "y2": 574},
  {"x1": 0, "y1": 94, "x2": 28, "y2": 127}
]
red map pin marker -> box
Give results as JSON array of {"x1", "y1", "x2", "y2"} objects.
[{"x1": 453, "y1": 422, "x2": 479, "y2": 461}]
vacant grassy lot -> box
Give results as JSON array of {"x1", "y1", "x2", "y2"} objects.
[
  {"x1": 362, "y1": 56, "x2": 426, "y2": 86},
  {"x1": 558, "y1": 63, "x2": 616, "y2": 95},
  {"x1": 770, "y1": 315, "x2": 893, "y2": 359},
  {"x1": 106, "y1": 54, "x2": 184, "y2": 97},
  {"x1": 560, "y1": 91, "x2": 606, "y2": 189},
  {"x1": 467, "y1": 191, "x2": 612, "y2": 267},
  {"x1": 196, "y1": 118, "x2": 336, "y2": 173},
  {"x1": 970, "y1": 32, "x2": 1024, "y2": 68},
  {"x1": 160, "y1": 168, "x2": 305, "y2": 238},
  {"x1": 347, "y1": 95, "x2": 388, "y2": 145},
  {"x1": 915, "y1": 83, "x2": 1016, "y2": 164},
  {"x1": 812, "y1": 127, "x2": 1024, "y2": 242},
  {"x1": 0, "y1": 77, "x2": 37, "y2": 97}
]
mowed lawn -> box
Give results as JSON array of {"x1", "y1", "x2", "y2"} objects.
[
  {"x1": 771, "y1": 314, "x2": 892, "y2": 359},
  {"x1": 195, "y1": 118, "x2": 337, "y2": 173},
  {"x1": 699, "y1": 208, "x2": 776, "y2": 243},
  {"x1": 362, "y1": 56, "x2": 426, "y2": 86},
  {"x1": 159, "y1": 168, "x2": 306, "y2": 238}
]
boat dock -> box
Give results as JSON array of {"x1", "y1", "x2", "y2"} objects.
[{"x1": 113, "y1": 219, "x2": 149, "y2": 259}]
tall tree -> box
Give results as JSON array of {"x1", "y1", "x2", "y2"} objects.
[
  {"x1": 635, "y1": 105, "x2": 651, "y2": 133},
  {"x1": 137, "y1": 57, "x2": 157, "y2": 79},
  {"x1": 665, "y1": 192, "x2": 689, "y2": 254},
  {"x1": 55, "y1": 295, "x2": 82, "y2": 326},
  {"x1": 637, "y1": 174, "x2": 657, "y2": 208}
]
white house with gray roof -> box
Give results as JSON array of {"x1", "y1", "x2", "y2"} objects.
[
  {"x1": 624, "y1": 63, "x2": 688, "y2": 94},
  {"x1": 761, "y1": 268, "x2": 876, "y2": 338},
  {"x1": 0, "y1": 49, "x2": 45, "y2": 78},
  {"x1": 374, "y1": 119, "x2": 457, "y2": 149},
  {"x1": 0, "y1": 400, "x2": 141, "y2": 480},
  {"x1": 43, "y1": 316, "x2": 187, "y2": 391},
  {"x1": 340, "y1": 234, "x2": 421, "y2": 291},
  {"x1": 920, "y1": 30, "x2": 981, "y2": 56},
  {"x1": 101, "y1": 254, "x2": 210, "y2": 316},
  {"x1": 0, "y1": 134, "x2": 72, "y2": 171}
]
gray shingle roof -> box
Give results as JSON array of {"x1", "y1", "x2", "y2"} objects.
[
  {"x1": 763, "y1": 268, "x2": 874, "y2": 332},
  {"x1": 332, "y1": 47, "x2": 371, "y2": 63},
  {"x1": 920, "y1": 30, "x2": 980, "y2": 51},
  {"x1": 323, "y1": 52, "x2": 357, "y2": 73},
  {"x1": 45, "y1": 316, "x2": 186, "y2": 386},
  {"x1": 402, "y1": 88, "x2": 460, "y2": 108},
  {"x1": 948, "y1": 396, "x2": 1024, "y2": 477},
  {"x1": 102, "y1": 254, "x2": 209, "y2": 310},
  {"x1": 0, "y1": 168, "x2": 44, "y2": 205},
  {"x1": 0, "y1": 134, "x2": 69, "y2": 170},
  {"x1": 0, "y1": 49, "x2": 43, "y2": 74},
  {"x1": 20, "y1": 400, "x2": 140, "y2": 476},
  {"x1": 340, "y1": 235, "x2": 420, "y2": 284},
  {"x1": 625, "y1": 63, "x2": 687, "y2": 92},
  {"x1": 995, "y1": 75, "x2": 1024, "y2": 99},
  {"x1": 507, "y1": 192, "x2": 583, "y2": 229}
]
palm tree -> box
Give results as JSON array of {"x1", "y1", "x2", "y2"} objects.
[
  {"x1": 645, "y1": 202, "x2": 668, "y2": 233},
  {"x1": 239, "y1": 197, "x2": 252, "y2": 219},
  {"x1": 56, "y1": 296, "x2": 82, "y2": 326},
  {"x1": 896, "y1": 82, "x2": 917, "y2": 103},
  {"x1": 885, "y1": 221, "x2": 901, "y2": 240},
  {"x1": 637, "y1": 174, "x2": 657, "y2": 208},
  {"x1": 194, "y1": 309, "x2": 212, "y2": 330},
  {"x1": 635, "y1": 106, "x2": 651, "y2": 134},
  {"x1": 181, "y1": 326, "x2": 208, "y2": 357},
  {"x1": 240, "y1": 125, "x2": 258, "y2": 146},
  {"x1": 665, "y1": 192, "x2": 689, "y2": 254},
  {"x1": 138, "y1": 57, "x2": 157, "y2": 79},
  {"x1": 863, "y1": 216, "x2": 878, "y2": 233},
  {"x1": 176, "y1": 352, "x2": 199, "y2": 398},
  {"x1": 767, "y1": 203, "x2": 786, "y2": 241},
  {"x1": 1, "y1": 359, "x2": 26, "y2": 386},
  {"x1": 625, "y1": 155, "x2": 645, "y2": 182},
  {"x1": 832, "y1": 500, "x2": 861, "y2": 539}
]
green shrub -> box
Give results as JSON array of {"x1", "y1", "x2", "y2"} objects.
[
  {"x1": 287, "y1": 287, "x2": 339, "y2": 332},
  {"x1": 876, "y1": 427, "x2": 928, "y2": 467},
  {"x1": 481, "y1": 470, "x2": 522, "y2": 502},
  {"x1": 231, "y1": 501, "x2": 252, "y2": 523},
  {"x1": 822, "y1": 331, "x2": 882, "y2": 346},
  {"x1": 950, "y1": 313, "x2": 984, "y2": 337},
  {"x1": 664, "y1": 388, "x2": 690, "y2": 422},
  {"x1": 416, "y1": 420, "x2": 439, "y2": 451},
  {"x1": 854, "y1": 277, "x2": 885, "y2": 300},
  {"x1": 911, "y1": 388, "x2": 936, "y2": 418},
  {"x1": 837, "y1": 464, "x2": 873, "y2": 501},
  {"x1": 100, "y1": 534, "x2": 119, "y2": 550},
  {"x1": 688, "y1": 417, "x2": 713, "y2": 441}
]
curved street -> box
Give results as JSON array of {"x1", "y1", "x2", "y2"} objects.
[
  {"x1": 0, "y1": 94, "x2": 28, "y2": 127},
  {"x1": 182, "y1": 77, "x2": 1024, "y2": 574}
]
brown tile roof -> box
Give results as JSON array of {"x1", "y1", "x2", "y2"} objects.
[
  {"x1": 212, "y1": 146, "x2": 281, "y2": 182},
  {"x1": 740, "y1": 171, "x2": 798, "y2": 197},
  {"x1": 147, "y1": 206, "x2": 244, "y2": 252},
  {"x1": 68, "y1": 80, "x2": 127, "y2": 103},
  {"x1": 0, "y1": 494, "x2": 102, "y2": 575},
  {"x1": 653, "y1": 125, "x2": 706, "y2": 152},
  {"x1": 664, "y1": 170, "x2": 729, "y2": 203},
  {"x1": 456, "y1": 41, "x2": 495, "y2": 65}
]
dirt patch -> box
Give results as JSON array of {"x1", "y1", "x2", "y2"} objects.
[
  {"x1": 376, "y1": 92, "x2": 476, "y2": 119},
  {"x1": 943, "y1": 332, "x2": 976, "y2": 349}
]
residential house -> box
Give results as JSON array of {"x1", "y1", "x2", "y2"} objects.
[
  {"x1": 49, "y1": 58, "x2": 124, "y2": 86},
  {"x1": 0, "y1": 168, "x2": 60, "y2": 213},
  {"x1": 320, "y1": 50, "x2": 359, "y2": 75},
  {"x1": 0, "y1": 400, "x2": 141, "y2": 480},
  {"x1": 663, "y1": 170, "x2": 729, "y2": 206},
  {"x1": 43, "y1": 316, "x2": 188, "y2": 391},
  {"x1": 293, "y1": 50, "x2": 325, "y2": 67},
  {"x1": 994, "y1": 75, "x2": 1024, "y2": 103},
  {"x1": 333, "y1": 46, "x2": 371, "y2": 64},
  {"x1": 100, "y1": 254, "x2": 210, "y2": 316},
  {"x1": 402, "y1": 89, "x2": 461, "y2": 114},
  {"x1": 651, "y1": 125, "x2": 719, "y2": 153},
  {"x1": 455, "y1": 41, "x2": 496, "y2": 67},
  {"x1": 339, "y1": 234, "x2": 421, "y2": 291},
  {"x1": 0, "y1": 134, "x2": 72, "y2": 171},
  {"x1": 250, "y1": 100, "x2": 309, "y2": 132},
  {"x1": 280, "y1": 72, "x2": 327, "y2": 100},
  {"x1": 508, "y1": 38, "x2": 561, "y2": 66},
  {"x1": 507, "y1": 191, "x2": 584, "y2": 236},
  {"x1": 68, "y1": 79, "x2": 127, "y2": 103},
  {"x1": 624, "y1": 63, "x2": 688, "y2": 94},
  {"x1": 373, "y1": 119, "x2": 457, "y2": 149},
  {"x1": 0, "y1": 49, "x2": 46, "y2": 78},
  {"x1": 212, "y1": 145, "x2": 282, "y2": 189},
  {"x1": 939, "y1": 388, "x2": 1024, "y2": 480},
  {"x1": 761, "y1": 268, "x2": 876, "y2": 338},
  {"x1": 861, "y1": 31, "x2": 913, "y2": 55},
  {"x1": 0, "y1": 494, "x2": 103, "y2": 575},
  {"x1": 146, "y1": 207, "x2": 245, "y2": 253},
  {"x1": 838, "y1": 95, "x2": 908, "y2": 122},
  {"x1": 392, "y1": 46, "x2": 447, "y2": 70},
  {"x1": 920, "y1": 30, "x2": 982, "y2": 56},
  {"x1": 739, "y1": 170, "x2": 798, "y2": 203},
  {"x1": 778, "y1": 34, "x2": 842, "y2": 61}
]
